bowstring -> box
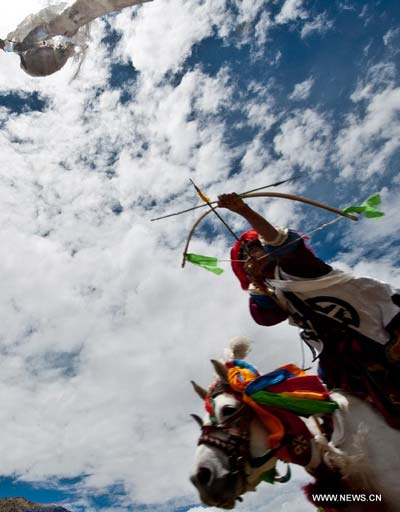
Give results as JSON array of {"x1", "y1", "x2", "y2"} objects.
[{"x1": 220, "y1": 216, "x2": 344, "y2": 263}]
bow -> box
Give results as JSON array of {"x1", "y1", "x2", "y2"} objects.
[{"x1": 181, "y1": 192, "x2": 358, "y2": 268}]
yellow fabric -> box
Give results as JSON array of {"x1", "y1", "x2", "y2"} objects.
[
  {"x1": 226, "y1": 362, "x2": 330, "y2": 449},
  {"x1": 280, "y1": 391, "x2": 327, "y2": 400},
  {"x1": 227, "y1": 367, "x2": 257, "y2": 393},
  {"x1": 277, "y1": 363, "x2": 306, "y2": 377},
  {"x1": 228, "y1": 365, "x2": 285, "y2": 448}
]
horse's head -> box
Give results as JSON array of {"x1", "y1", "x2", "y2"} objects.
[
  {"x1": 189, "y1": 338, "x2": 338, "y2": 508},
  {"x1": 190, "y1": 359, "x2": 282, "y2": 509}
]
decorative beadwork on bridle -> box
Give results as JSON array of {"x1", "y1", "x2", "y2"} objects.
[{"x1": 197, "y1": 383, "x2": 281, "y2": 485}]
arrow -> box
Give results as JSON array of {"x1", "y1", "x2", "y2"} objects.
[
  {"x1": 150, "y1": 174, "x2": 303, "y2": 222},
  {"x1": 189, "y1": 179, "x2": 242, "y2": 244}
]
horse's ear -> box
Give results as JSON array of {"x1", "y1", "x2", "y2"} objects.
[
  {"x1": 191, "y1": 380, "x2": 208, "y2": 400},
  {"x1": 211, "y1": 359, "x2": 228, "y2": 383},
  {"x1": 190, "y1": 414, "x2": 204, "y2": 428}
]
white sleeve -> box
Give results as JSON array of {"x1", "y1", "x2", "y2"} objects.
[{"x1": 258, "y1": 227, "x2": 289, "y2": 247}]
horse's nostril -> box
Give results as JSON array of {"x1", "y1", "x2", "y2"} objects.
[{"x1": 197, "y1": 467, "x2": 212, "y2": 486}]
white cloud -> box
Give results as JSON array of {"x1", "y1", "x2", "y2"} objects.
[
  {"x1": 383, "y1": 27, "x2": 400, "y2": 50},
  {"x1": 114, "y1": 0, "x2": 270, "y2": 80},
  {"x1": 273, "y1": 109, "x2": 332, "y2": 173},
  {"x1": 240, "y1": 136, "x2": 272, "y2": 174},
  {"x1": 246, "y1": 102, "x2": 276, "y2": 131},
  {"x1": 332, "y1": 187, "x2": 400, "y2": 274},
  {"x1": 334, "y1": 258, "x2": 400, "y2": 288},
  {"x1": 289, "y1": 78, "x2": 314, "y2": 101},
  {"x1": 275, "y1": 0, "x2": 308, "y2": 25},
  {"x1": 336, "y1": 85, "x2": 400, "y2": 179},
  {"x1": 0, "y1": 1, "x2": 399, "y2": 511},
  {"x1": 114, "y1": 0, "x2": 221, "y2": 80},
  {"x1": 301, "y1": 13, "x2": 334, "y2": 38},
  {"x1": 0, "y1": 2, "x2": 309, "y2": 505},
  {"x1": 254, "y1": 11, "x2": 273, "y2": 47}
]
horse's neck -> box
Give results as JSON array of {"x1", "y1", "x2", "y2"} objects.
[
  {"x1": 306, "y1": 391, "x2": 399, "y2": 503},
  {"x1": 298, "y1": 391, "x2": 400, "y2": 511},
  {"x1": 250, "y1": 391, "x2": 400, "y2": 510}
]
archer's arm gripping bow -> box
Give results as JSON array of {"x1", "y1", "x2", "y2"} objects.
[{"x1": 181, "y1": 191, "x2": 358, "y2": 268}]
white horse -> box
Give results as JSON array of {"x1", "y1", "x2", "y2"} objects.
[{"x1": 190, "y1": 340, "x2": 400, "y2": 511}]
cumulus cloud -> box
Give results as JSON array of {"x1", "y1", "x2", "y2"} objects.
[
  {"x1": 273, "y1": 109, "x2": 332, "y2": 173},
  {"x1": 114, "y1": 0, "x2": 223, "y2": 80},
  {"x1": 289, "y1": 78, "x2": 314, "y2": 101},
  {"x1": 301, "y1": 14, "x2": 334, "y2": 38},
  {"x1": 332, "y1": 187, "x2": 400, "y2": 271},
  {"x1": 336, "y1": 85, "x2": 400, "y2": 179},
  {"x1": 0, "y1": 1, "x2": 399, "y2": 511},
  {"x1": 383, "y1": 27, "x2": 400, "y2": 49},
  {"x1": 0, "y1": 1, "x2": 307, "y2": 506},
  {"x1": 275, "y1": 0, "x2": 308, "y2": 25}
]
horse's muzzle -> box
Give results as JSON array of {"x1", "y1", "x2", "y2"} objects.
[{"x1": 190, "y1": 465, "x2": 244, "y2": 509}]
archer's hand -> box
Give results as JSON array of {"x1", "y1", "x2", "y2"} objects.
[{"x1": 218, "y1": 193, "x2": 248, "y2": 213}]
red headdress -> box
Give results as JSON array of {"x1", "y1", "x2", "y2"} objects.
[{"x1": 230, "y1": 229, "x2": 260, "y2": 290}]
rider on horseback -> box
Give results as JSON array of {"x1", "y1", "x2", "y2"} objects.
[{"x1": 218, "y1": 192, "x2": 400, "y2": 428}]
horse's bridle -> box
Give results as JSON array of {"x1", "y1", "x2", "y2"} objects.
[
  {"x1": 197, "y1": 401, "x2": 251, "y2": 500},
  {"x1": 197, "y1": 391, "x2": 281, "y2": 485}
]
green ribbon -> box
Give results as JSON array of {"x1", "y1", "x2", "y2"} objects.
[
  {"x1": 343, "y1": 193, "x2": 384, "y2": 219},
  {"x1": 261, "y1": 467, "x2": 277, "y2": 484},
  {"x1": 185, "y1": 253, "x2": 224, "y2": 275},
  {"x1": 250, "y1": 390, "x2": 339, "y2": 416}
]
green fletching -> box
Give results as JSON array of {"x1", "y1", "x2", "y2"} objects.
[
  {"x1": 343, "y1": 193, "x2": 384, "y2": 219},
  {"x1": 185, "y1": 253, "x2": 224, "y2": 275},
  {"x1": 250, "y1": 390, "x2": 339, "y2": 416},
  {"x1": 365, "y1": 193, "x2": 381, "y2": 207}
]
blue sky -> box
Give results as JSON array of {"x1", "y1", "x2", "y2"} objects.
[
  {"x1": 0, "y1": 1, "x2": 399, "y2": 511},
  {"x1": 0, "y1": 476, "x2": 198, "y2": 510}
]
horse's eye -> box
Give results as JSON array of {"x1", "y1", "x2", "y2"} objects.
[{"x1": 221, "y1": 405, "x2": 237, "y2": 417}]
